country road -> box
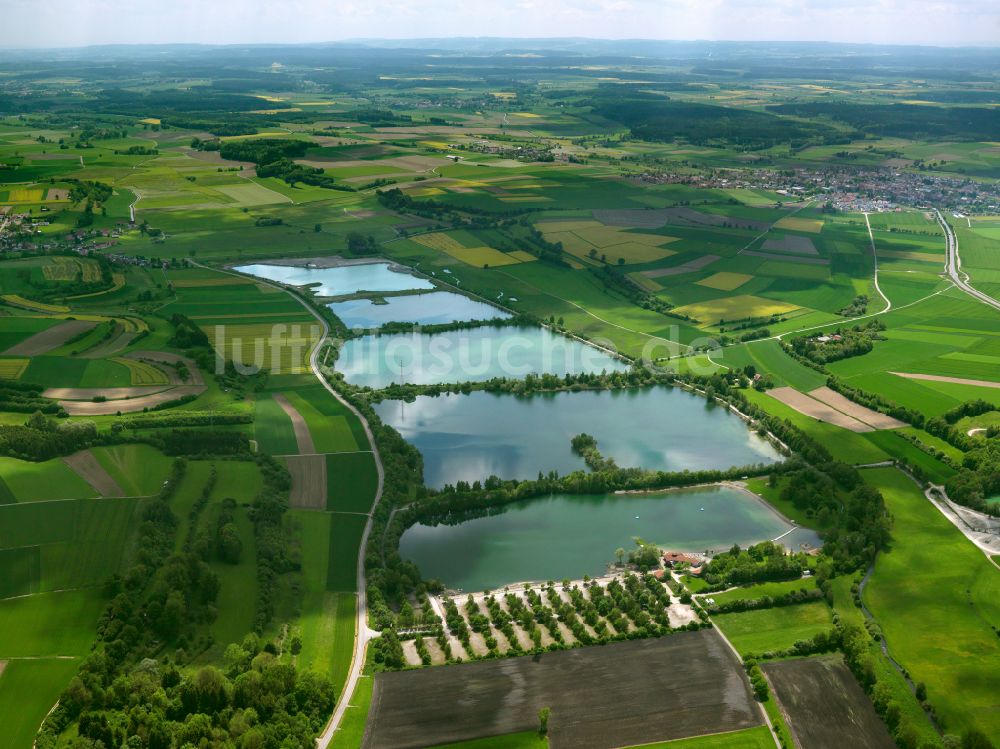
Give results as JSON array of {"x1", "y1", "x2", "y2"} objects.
[
  {"x1": 308, "y1": 301, "x2": 384, "y2": 749},
  {"x1": 934, "y1": 208, "x2": 1000, "y2": 312},
  {"x1": 191, "y1": 261, "x2": 384, "y2": 748},
  {"x1": 863, "y1": 212, "x2": 892, "y2": 314}
]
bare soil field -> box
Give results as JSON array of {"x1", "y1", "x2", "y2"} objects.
[
  {"x1": 272, "y1": 393, "x2": 315, "y2": 454},
  {"x1": 60, "y1": 385, "x2": 205, "y2": 415},
  {"x1": 43, "y1": 386, "x2": 170, "y2": 401},
  {"x1": 744, "y1": 250, "x2": 829, "y2": 265},
  {"x1": 764, "y1": 656, "x2": 895, "y2": 749},
  {"x1": 592, "y1": 208, "x2": 675, "y2": 228},
  {"x1": 285, "y1": 454, "x2": 327, "y2": 509},
  {"x1": 768, "y1": 387, "x2": 873, "y2": 432},
  {"x1": 890, "y1": 372, "x2": 1000, "y2": 388},
  {"x1": 665, "y1": 206, "x2": 769, "y2": 232},
  {"x1": 62, "y1": 450, "x2": 125, "y2": 497},
  {"x1": 363, "y1": 630, "x2": 761, "y2": 749},
  {"x1": 4, "y1": 320, "x2": 96, "y2": 356},
  {"x1": 808, "y1": 387, "x2": 907, "y2": 430},
  {"x1": 762, "y1": 235, "x2": 819, "y2": 255},
  {"x1": 642, "y1": 254, "x2": 720, "y2": 278},
  {"x1": 81, "y1": 330, "x2": 138, "y2": 359},
  {"x1": 877, "y1": 249, "x2": 942, "y2": 263}
]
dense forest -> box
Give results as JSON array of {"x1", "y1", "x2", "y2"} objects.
[
  {"x1": 768, "y1": 102, "x2": 1000, "y2": 141},
  {"x1": 591, "y1": 91, "x2": 846, "y2": 149}
]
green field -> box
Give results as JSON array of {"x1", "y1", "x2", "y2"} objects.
[
  {"x1": 712, "y1": 601, "x2": 834, "y2": 657},
  {"x1": 862, "y1": 468, "x2": 1000, "y2": 738},
  {"x1": 705, "y1": 578, "x2": 817, "y2": 606},
  {"x1": 326, "y1": 452, "x2": 378, "y2": 513},
  {"x1": 0, "y1": 457, "x2": 97, "y2": 502},
  {"x1": 90, "y1": 444, "x2": 175, "y2": 496},
  {"x1": 332, "y1": 670, "x2": 375, "y2": 748},
  {"x1": 0, "y1": 658, "x2": 83, "y2": 749},
  {"x1": 254, "y1": 392, "x2": 300, "y2": 455},
  {"x1": 328, "y1": 514, "x2": 367, "y2": 592},
  {"x1": 0, "y1": 589, "x2": 104, "y2": 656},
  {"x1": 284, "y1": 390, "x2": 360, "y2": 453},
  {"x1": 207, "y1": 468, "x2": 260, "y2": 650},
  {"x1": 0, "y1": 497, "x2": 141, "y2": 597},
  {"x1": 732, "y1": 340, "x2": 827, "y2": 391}
]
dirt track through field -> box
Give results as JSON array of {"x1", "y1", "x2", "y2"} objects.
[
  {"x1": 768, "y1": 387, "x2": 874, "y2": 432},
  {"x1": 62, "y1": 450, "x2": 125, "y2": 497},
  {"x1": 808, "y1": 386, "x2": 907, "y2": 430},
  {"x1": 363, "y1": 630, "x2": 760, "y2": 749},
  {"x1": 890, "y1": 371, "x2": 1000, "y2": 389},
  {"x1": 272, "y1": 393, "x2": 315, "y2": 454},
  {"x1": 285, "y1": 455, "x2": 327, "y2": 509},
  {"x1": 3, "y1": 320, "x2": 97, "y2": 356}
]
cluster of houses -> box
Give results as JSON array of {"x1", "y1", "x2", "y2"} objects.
[{"x1": 637, "y1": 164, "x2": 1000, "y2": 215}]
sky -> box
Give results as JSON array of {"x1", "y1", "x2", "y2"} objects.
[{"x1": 1, "y1": 0, "x2": 998, "y2": 48}]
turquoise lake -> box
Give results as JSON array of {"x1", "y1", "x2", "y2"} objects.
[
  {"x1": 400, "y1": 485, "x2": 820, "y2": 592},
  {"x1": 374, "y1": 387, "x2": 780, "y2": 489},
  {"x1": 232, "y1": 261, "x2": 434, "y2": 296},
  {"x1": 337, "y1": 326, "x2": 628, "y2": 389},
  {"x1": 328, "y1": 291, "x2": 511, "y2": 329}
]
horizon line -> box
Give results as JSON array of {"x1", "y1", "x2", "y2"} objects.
[{"x1": 1, "y1": 36, "x2": 998, "y2": 53}]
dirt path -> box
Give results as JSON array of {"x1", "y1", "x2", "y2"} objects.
[
  {"x1": 62, "y1": 450, "x2": 125, "y2": 497},
  {"x1": 285, "y1": 454, "x2": 327, "y2": 509},
  {"x1": 4, "y1": 320, "x2": 96, "y2": 356},
  {"x1": 889, "y1": 371, "x2": 1000, "y2": 389},
  {"x1": 272, "y1": 393, "x2": 315, "y2": 454}
]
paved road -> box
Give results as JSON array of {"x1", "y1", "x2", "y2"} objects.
[
  {"x1": 192, "y1": 261, "x2": 384, "y2": 747},
  {"x1": 863, "y1": 213, "x2": 892, "y2": 314},
  {"x1": 307, "y1": 301, "x2": 385, "y2": 749},
  {"x1": 934, "y1": 208, "x2": 1000, "y2": 312}
]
